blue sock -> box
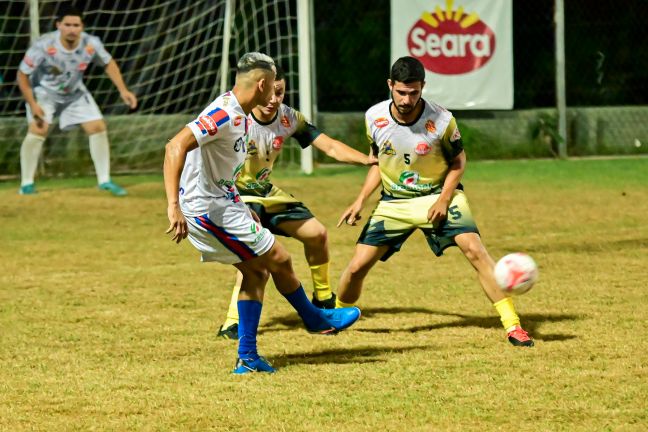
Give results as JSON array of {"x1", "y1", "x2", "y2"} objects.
[
  {"x1": 282, "y1": 285, "x2": 323, "y2": 329},
  {"x1": 237, "y1": 300, "x2": 262, "y2": 360}
]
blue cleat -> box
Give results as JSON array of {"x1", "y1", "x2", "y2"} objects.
[
  {"x1": 99, "y1": 181, "x2": 127, "y2": 197},
  {"x1": 306, "y1": 306, "x2": 361, "y2": 335},
  {"x1": 19, "y1": 183, "x2": 37, "y2": 195},
  {"x1": 232, "y1": 356, "x2": 276, "y2": 374}
]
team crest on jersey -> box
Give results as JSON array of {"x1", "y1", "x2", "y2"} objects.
[
  {"x1": 85, "y1": 45, "x2": 95, "y2": 55},
  {"x1": 415, "y1": 142, "x2": 431, "y2": 155},
  {"x1": 256, "y1": 168, "x2": 272, "y2": 182},
  {"x1": 272, "y1": 136, "x2": 284, "y2": 150},
  {"x1": 380, "y1": 141, "x2": 396, "y2": 156},
  {"x1": 23, "y1": 56, "x2": 34, "y2": 68},
  {"x1": 374, "y1": 117, "x2": 389, "y2": 128},
  {"x1": 399, "y1": 171, "x2": 419, "y2": 186},
  {"x1": 247, "y1": 140, "x2": 258, "y2": 155},
  {"x1": 233, "y1": 116, "x2": 243, "y2": 126},
  {"x1": 425, "y1": 120, "x2": 436, "y2": 133},
  {"x1": 280, "y1": 115, "x2": 291, "y2": 128},
  {"x1": 78, "y1": 62, "x2": 88, "y2": 71},
  {"x1": 451, "y1": 127, "x2": 462, "y2": 142},
  {"x1": 47, "y1": 46, "x2": 57, "y2": 56}
]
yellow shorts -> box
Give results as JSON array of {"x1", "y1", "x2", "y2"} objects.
[
  {"x1": 358, "y1": 190, "x2": 480, "y2": 260},
  {"x1": 242, "y1": 185, "x2": 314, "y2": 236}
]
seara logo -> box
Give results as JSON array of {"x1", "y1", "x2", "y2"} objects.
[{"x1": 407, "y1": 1, "x2": 495, "y2": 75}]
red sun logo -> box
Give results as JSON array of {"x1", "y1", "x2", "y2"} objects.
[{"x1": 407, "y1": 4, "x2": 495, "y2": 75}]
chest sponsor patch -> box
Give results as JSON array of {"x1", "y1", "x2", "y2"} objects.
[
  {"x1": 415, "y1": 142, "x2": 431, "y2": 155},
  {"x1": 374, "y1": 117, "x2": 389, "y2": 128},
  {"x1": 425, "y1": 120, "x2": 436, "y2": 133},
  {"x1": 272, "y1": 136, "x2": 284, "y2": 150},
  {"x1": 281, "y1": 115, "x2": 291, "y2": 128}
]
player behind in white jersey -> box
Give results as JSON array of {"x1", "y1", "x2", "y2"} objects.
[
  {"x1": 216, "y1": 65, "x2": 376, "y2": 339},
  {"x1": 336, "y1": 56, "x2": 534, "y2": 347},
  {"x1": 16, "y1": 5, "x2": 137, "y2": 196},
  {"x1": 164, "y1": 52, "x2": 361, "y2": 374}
]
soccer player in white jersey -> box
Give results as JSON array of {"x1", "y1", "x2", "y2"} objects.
[
  {"x1": 164, "y1": 53, "x2": 361, "y2": 374},
  {"x1": 336, "y1": 56, "x2": 534, "y2": 347},
  {"x1": 216, "y1": 65, "x2": 375, "y2": 339},
  {"x1": 16, "y1": 6, "x2": 137, "y2": 196}
]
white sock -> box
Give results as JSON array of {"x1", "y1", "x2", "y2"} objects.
[
  {"x1": 20, "y1": 133, "x2": 46, "y2": 186},
  {"x1": 89, "y1": 131, "x2": 111, "y2": 185}
]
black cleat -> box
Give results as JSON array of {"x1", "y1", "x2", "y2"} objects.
[
  {"x1": 217, "y1": 323, "x2": 238, "y2": 340},
  {"x1": 311, "y1": 292, "x2": 337, "y2": 309}
]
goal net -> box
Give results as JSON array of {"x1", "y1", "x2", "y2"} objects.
[{"x1": 0, "y1": 0, "x2": 304, "y2": 178}]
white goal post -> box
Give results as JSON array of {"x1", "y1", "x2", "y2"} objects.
[{"x1": 0, "y1": 0, "x2": 316, "y2": 176}]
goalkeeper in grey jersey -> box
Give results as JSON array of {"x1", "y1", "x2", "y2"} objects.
[{"x1": 16, "y1": 5, "x2": 137, "y2": 196}]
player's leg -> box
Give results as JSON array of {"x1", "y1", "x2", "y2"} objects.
[
  {"x1": 64, "y1": 92, "x2": 125, "y2": 196},
  {"x1": 278, "y1": 217, "x2": 335, "y2": 307},
  {"x1": 251, "y1": 240, "x2": 360, "y2": 335},
  {"x1": 20, "y1": 93, "x2": 54, "y2": 194},
  {"x1": 454, "y1": 233, "x2": 534, "y2": 347},
  {"x1": 217, "y1": 270, "x2": 242, "y2": 339},
  {"x1": 338, "y1": 199, "x2": 413, "y2": 307},
  {"x1": 337, "y1": 244, "x2": 388, "y2": 306}
]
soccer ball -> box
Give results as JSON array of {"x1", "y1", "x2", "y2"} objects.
[{"x1": 494, "y1": 253, "x2": 538, "y2": 295}]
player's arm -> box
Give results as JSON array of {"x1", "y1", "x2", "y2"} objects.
[
  {"x1": 104, "y1": 59, "x2": 137, "y2": 109},
  {"x1": 311, "y1": 134, "x2": 374, "y2": 165},
  {"x1": 16, "y1": 70, "x2": 46, "y2": 126},
  {"x1": 427, "y1": 118, "x2": 466, "y2": 224},
  {"x1": 164, "y1": 127, "x2": 198, "y2": 243},
  {"x1": 337, "y1": 153, "x2": 382, "y2": 227}
]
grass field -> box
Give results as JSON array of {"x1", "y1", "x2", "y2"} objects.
[{"x1": 1, "y1": 158, "x2": 647, "y2": 431}]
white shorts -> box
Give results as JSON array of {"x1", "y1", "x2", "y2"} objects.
[
  {"x1": 26, "y1": 87, "x2": 103, "y2": 130},
  {"x1": 185, "y1": 199, "x2": 275, "y2": 264}
]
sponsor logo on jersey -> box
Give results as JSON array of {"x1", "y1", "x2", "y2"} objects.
[
  {"x1": 85, "y1": 45, "x2": 95, "y2": 55},
  {"x1": 196, "y1": 108, "x2": 230, "y2": 136},
  {"x1": 247, "y1": 140, "x2": 258, "y2": 155},
  {"x1": 49, "y1": 66, "x2": 63, "y2": 76},
  {"x1": 272, "y1": 136, "x2": 284, "y2": 150},
  {"x1": 380, "y1": 141, "x2": 397, "y2": 156},
  {"x1": 250, "y1": 222, "x2": 259, "y2": 234},
  {"x1": 407, "y1": 3, "x2": 495, "y2": 75},
  {"x1": 425, "y1": 119, "x2": 436, "y2": 133},
  {"x1": 415, "y1": 142, "x2": 431, "y2": 155},
  {"x1": 233, "y1": 137, "x2": 245, "y2": 152},
  {"x1": 233, "y1": 163, "x2": 244, "y2": 180},
  {"x1": 280, "y1": 115, "x2": 291, "y2": 128},
  {"x1": 47, "y1": 46, "x2": 57, "y2": 56},
  {"x1": 233, "y1": 116, "x2": 243, "y2": 126},
  {"x1": 374, "y1": 117, "x2": 389, "y2": 128},
  {"x1": 197, "y1": 115, "x2": 217, "y2": 136},
  {"x1": 23, "y1": 56, "x2": 34, "y2": 68},
  {"x1": 399, "y1": 171, "x2": 419, "y2": 186},
  {"x1": 256, "y1": 168, "x2": 272, "y2": 183},
  {"x1": 78, "y1": 62, "x2": 88, "y2": 71},
  {"x1": 451, "y1": 126, "x2": 462, "y2": 142}
]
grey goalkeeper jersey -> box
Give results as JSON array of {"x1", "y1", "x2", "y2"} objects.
[{"x1": 19, "y1": 30, "x2": 112, "y2": 103}]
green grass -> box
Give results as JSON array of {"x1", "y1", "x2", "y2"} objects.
[{"x1": 1, "y1": 158, "x2": 647, "y2": 431}]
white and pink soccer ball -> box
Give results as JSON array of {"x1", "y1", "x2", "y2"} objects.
[{"x1": 494, "y1": 253, "x2": 539, "y2": 295}]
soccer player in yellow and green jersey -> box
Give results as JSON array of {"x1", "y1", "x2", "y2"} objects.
[
  {"x1": 217, "y1": 65, "x2": 374, "y2": 339},
  {"x1": 336, "y1": 56, "x2": 534, "y2": 347}
]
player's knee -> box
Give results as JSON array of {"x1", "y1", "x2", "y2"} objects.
[
  {"x1": 266, "y1": 242, "x2": 293, "y2": 270},
  {"x1": 463, "y1": 242, "x2": 487, "y2": 263},
  {"x1": 240, "y1": 266, "x2": 270, "y2": 285},
  {"x1": 346, "y1": 259, "x2": 371, "y2": 280}
]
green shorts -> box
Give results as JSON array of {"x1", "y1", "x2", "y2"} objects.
[
  {"x1": 242, "y1": 185, "x2": 314, "y2": 237},
  {"x1": 357, "y1": 190, "x2": 480, "y2": 261}
]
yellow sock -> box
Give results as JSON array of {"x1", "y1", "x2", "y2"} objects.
[
  {"x1": 493, "y1": 297, "x2": 521, "y2": 332},
  {"x1": 335, "y1": 297, "x2": 355, "y2": 309},
  {"x1": 222, "y1": 283, "x2": 241, "y2": 328},
  {"x1": 310, "y1": 262, "x2": 332, "y2": 301}
]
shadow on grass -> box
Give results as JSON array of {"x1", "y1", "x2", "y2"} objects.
[
  {"x1": 261, "y1": 307, "x2": 581, "y2": 343},
  {"x1": 270, "y1": 344, "x2": 433, "y2": 368}
]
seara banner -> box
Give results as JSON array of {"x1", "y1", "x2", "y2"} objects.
[{"x1": 391, "y1": 0, "x2": 513, "y2": 109}]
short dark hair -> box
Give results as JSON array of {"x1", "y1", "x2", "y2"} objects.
[
  {"x1": 56, "y1": 5, "x2": 84, "y2": 22},
  {"x1": 390, "y1": 57, "x2": 425, "y2": 84},
  {"x1": 275, "y1": 64, "x2": 286, "y2": 81}
]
